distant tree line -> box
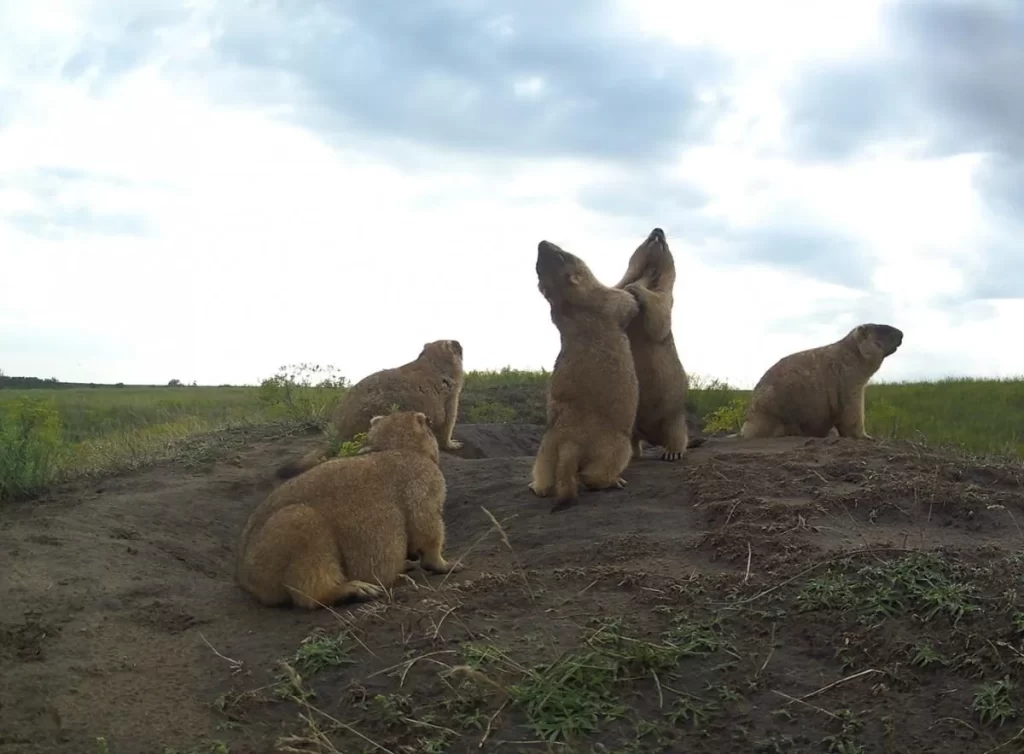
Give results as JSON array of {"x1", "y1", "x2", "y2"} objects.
[
  {"x1": 0, "y1": 373, "x2": 65, "y2": 389},
  {"x1": 0, "y1": 370, "x2": 215, "y2": 390}
]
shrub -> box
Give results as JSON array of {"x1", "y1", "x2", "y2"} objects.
[
  {"x1": 702, "y1": 396, "x2": 749, "y2": 434},
  {"x1": 258, "y1": 363, "x2": 348, "y2": 425},
  {"x1": 0, "y1": 397, "x2": 65, "y2": 501},
  {"x1": 688, "y1": 374, "x2": 743, "y2": 421}
]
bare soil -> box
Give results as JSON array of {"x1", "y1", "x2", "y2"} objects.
[{"x1": 3, "y1": 422, "x2": 1024, "y2": 753}]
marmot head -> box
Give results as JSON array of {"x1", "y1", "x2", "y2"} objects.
[
  {"x1": 419, "y1": 339, "x2": 464, "y2": 368},
  {"x1": 850, "y1": 323, "x2": 904, "y2": 362},
  {"x1": 614, "y1": 227, "x2": 676, "y2": 291},
  {"x1": 535, "y1": 240, "x2": 602, "y2": 309},
  {"x1": 363, "y1": 411, "x2": 440, "y2": 463}
]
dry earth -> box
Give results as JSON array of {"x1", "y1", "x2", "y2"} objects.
[{"x1": 3, "y1": 422, "x2": 1024, "y2": 753}]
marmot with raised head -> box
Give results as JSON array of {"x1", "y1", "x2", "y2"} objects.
[
  {"x1": 276, "y1": 339, "x2": 465, "y2": 479},
  {"x1": 613, "y1": 227, "x2": 692, "y2": 461},
  {"x1": 741, "y1": 323, "x2": 904, "y2": 439},
  {"x1": 529, "y1": 240, "x2": 641, "y2": 511},
  {"x1": 237, "y1": 410, "x2": 462, "y2": 608}
]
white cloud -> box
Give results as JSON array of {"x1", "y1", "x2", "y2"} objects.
[{"x1": 0, "y1": 0, "x2": 1021, "y2": 389}]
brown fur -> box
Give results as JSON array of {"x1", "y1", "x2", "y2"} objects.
[
  {"x1": 741, "y1": 323, "x2": 904, "y2": 439},
  {"x1": 613, "y1": 227, "x2": 692, "y2": 461},
  {"x1": 276, "y1": 339, "x2": 465, "y2": 479},
  {"x1": 236, "y1": 410, "x2": 462, "y2": 609},
  {"x1": 529, "y1": 240, "x2": 641, "y2": 512}
]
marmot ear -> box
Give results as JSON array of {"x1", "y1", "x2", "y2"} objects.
[
  {"x1": 569, "y1": 273, "x2": 583, "y2": 286},
  {"x1": 415, "y1": 412, "x2": 430, "y2": 427},
  {"x1": 370, "y1": 415, "x2": 385, "y2": 426}
]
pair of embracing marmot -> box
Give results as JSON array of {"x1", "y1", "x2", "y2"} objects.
[{"x1": 235, "y1": 228, "x2": 902, "y2": 609}]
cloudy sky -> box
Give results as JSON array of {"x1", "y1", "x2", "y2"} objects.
[{"x1": 2, "y1": 0, "x2": 1022, "y2": 388}]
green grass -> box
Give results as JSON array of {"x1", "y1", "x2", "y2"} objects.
[
  {"x1": 866, "y1": 377, "x2": 1024, "y2": 456},
  {"x1": 0, "y1": 386, "x2": 270, "y2": 444},
  {"x1": 1, "y1": 367, "x2": 1022, "y2": 502},
  {"x1": 0, "y1": 387, "x2": 279, "y2": 497}
]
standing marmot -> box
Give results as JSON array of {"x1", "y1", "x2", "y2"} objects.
[
  {"x1": 529, "y1": 240, "x2": 641, "y2": 511},
  {"x1": 276, "y1": 339, "x2": 465, "y2": 479},
  {"x1": 741, "y1": 323, "x2": 904, "y2": 439},
  {"x1": 237, "y1": 410, "x2": 462, "y2": 608},
  {"x1": 613, "y1": 227, "x2": 691, "y2": 461}
]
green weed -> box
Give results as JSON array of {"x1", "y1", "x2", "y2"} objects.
[
  {"x1": 702, "y1": 396, "x2": 749, "y2": 434},
  {"x1": 797, "y1": 571, "x2": 858, "y2": 612},
  {"x1": 909, "y1": 641, "x2": 948, "y2": 669},
  {"x1": 290, "y1": 631, "x2": 354, "y2": 675},
  {"x1": 973, "y1": 678, "x2": 1018, "y2": 727},
  {"x1": 0, "y1": 397, "x2": 65, "y2": 501}
]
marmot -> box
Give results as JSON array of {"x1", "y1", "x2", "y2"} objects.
[
  {"x1": 276, "y1": 339, "x2": 465, "y2": 479},
  {"x1": 740, "y1": 323, "x2": 904, "y2": 439},
  {"x1": 529, "y1": 240, "x2": 641, "y2": 511},
  {"x1": 236, "y1": 410, "x2": 462, "y2": 608},
  {"x1": 613, "y1": 227, "x2": 692, "y2": 461}
]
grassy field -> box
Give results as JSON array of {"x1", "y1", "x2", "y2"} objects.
[{"x1": 0, "y1": 367, "x2": 1021, "y2": 502}]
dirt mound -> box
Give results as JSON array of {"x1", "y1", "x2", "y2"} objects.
[
  {"x1": 2, "y1": 425, "x2": 1024, "y2": 753},
  {"x1": 450, "y1": 422, "x2": 545, "y2": 459}
]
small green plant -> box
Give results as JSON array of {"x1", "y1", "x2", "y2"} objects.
[
  {"x1": 973, "y1": 678, "x2": 1018, "y2": 727},
  {"x1": 909, "y1": 641, "x2": 948, "y2": 669},
  {"x1": 291, "y1": 631, "x2": 354, "y2": 674},
  {"x1": 820, "y1": 709, "x2": 865, "y2": 753},
  {"x1": 339, "y1": 431, "x2": 367, "y2": 457},
  {"x1": 0, "y1": 396, "x2": 65, "y2": 501},
  {"x1": 664, "y1": 695, "x2": 716, "y2": 727},
  {"x1": 797, "y1": 571, "x2": 857, "y2": 611},
  {"x1": 667, "y1": 613, "x2": 732, "y2": 656},
  {"x1": 324, "y1": 429, "x2": 368, "y2": 459},
  {"x1": 706, "y1": 682, "x2": 742, "y2": 702},
  {"x1": 370, "y1": 692, "x2": 413, "y2": 727},
  {"x1": 753, "y1": 733, "x2": 796, "y2": 752},
  {"x1": 702, "y1": 396, "x2": 748, "y2": 434}
]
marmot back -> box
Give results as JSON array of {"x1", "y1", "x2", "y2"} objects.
[
  {"x1": 275, "y1": 339, "x2": 465, "y2": 479},
  {"x1": 236, "y1": 410, "x2": 462, "y2": 609}
]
